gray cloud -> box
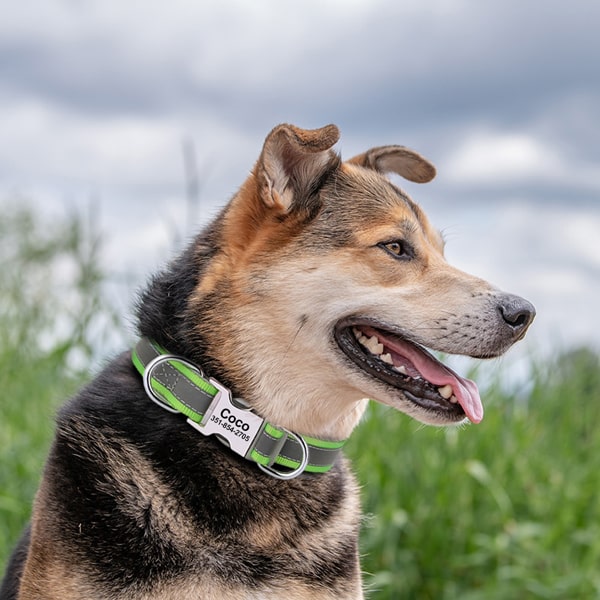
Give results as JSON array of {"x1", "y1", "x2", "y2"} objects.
[{"x1": 3, "y1": 2, "x2": 598, "y2": 128}]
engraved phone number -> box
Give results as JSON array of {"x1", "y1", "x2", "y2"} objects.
[{"x1": 210, "y1": 412, "x2": 252, "y2": 442}]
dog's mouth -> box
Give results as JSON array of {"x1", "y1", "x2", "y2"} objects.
[{"x1": 334, "y1": 319, "x2": 483, "y2": 424}]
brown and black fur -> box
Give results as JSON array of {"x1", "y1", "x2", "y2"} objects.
[{"x1": 1, "y1": 124, "x2": 534, "y2": 599}]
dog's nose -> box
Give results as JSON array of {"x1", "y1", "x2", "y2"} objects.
[{"x1": 498, "y1": 294, "x2": 536, "y2": 337}]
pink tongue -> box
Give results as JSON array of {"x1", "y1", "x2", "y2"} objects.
[{"x1": 364, "y1": 328, "x2": 484, "y2": 424}]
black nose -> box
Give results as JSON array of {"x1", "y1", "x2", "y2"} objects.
[{"x1": 498, "y1": 294, "x2": 536, "y2": 336}]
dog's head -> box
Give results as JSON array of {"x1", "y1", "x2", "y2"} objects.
[{"x1": 186, "y1": 124, "x2": 535, "y2": 437}]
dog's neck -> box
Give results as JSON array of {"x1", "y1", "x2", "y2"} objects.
[{"x1": 249, "y1": 376, "x2": 370, "y2": 441}]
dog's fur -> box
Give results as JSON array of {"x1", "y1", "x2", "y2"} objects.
[{"x1": 1, "y1": 124, "x2": 534, "y2": 599}]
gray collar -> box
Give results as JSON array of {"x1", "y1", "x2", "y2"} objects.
[{"x1": 132, "y1": 338, "x2": 346, "y2": 480}]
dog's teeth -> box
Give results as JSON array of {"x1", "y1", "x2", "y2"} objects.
[
  {"x1": 380, "y1": 353, "x2": 393, "y2": 365},
  {"x1": 361, "y1": 335, "x2": 384, "y2": 355},
  {"x1": 394, "y1": 365, "x2": 408, "y2": 375},
  {"x1": 354, "y1": 330, "x2": 366, "y2": 341},
  {"x1": 353, "y1": 328, "x2": 369, "y2": 346},
  {"x1": 449, "y1": 395, "x2": 458, "y2": 404},
  {"x1": 438, "y1": 384, "x2": 453, "y2": 400}
]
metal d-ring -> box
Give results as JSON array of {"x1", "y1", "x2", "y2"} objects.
[
  {"x1": 257, "y1": 429, "x2": 310, "y2": 481},
  {"x1": 142, "y1": 354, "x2": 201, "y2": 414}
]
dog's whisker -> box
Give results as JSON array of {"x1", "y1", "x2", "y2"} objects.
[{"x1": 283, "y1": 319, "x2": 307, "y2": 357}]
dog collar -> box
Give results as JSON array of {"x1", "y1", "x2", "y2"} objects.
[{"x1": 132, "y1": 338, "x2": 346, "y2": 480}]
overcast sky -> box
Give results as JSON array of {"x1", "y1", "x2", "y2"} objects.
[{"x1": 1, "y1": 0, "x2": 599, "y2": 361}]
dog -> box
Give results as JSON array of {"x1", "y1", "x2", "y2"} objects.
[{"x1": 1, "y1": 124, "x2": 534, "y2": 599}]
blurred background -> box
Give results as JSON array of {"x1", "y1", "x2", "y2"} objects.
[{"x1": 1, "y1": 1, "x2": 599, "y2": 598}]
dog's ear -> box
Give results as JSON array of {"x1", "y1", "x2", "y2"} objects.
[
  {"x1": 347, "y1": 145, "x2": 436, "y2": 183},
  {"x1": 257, "y1": 124, "x2": 340, "y2": 212}
]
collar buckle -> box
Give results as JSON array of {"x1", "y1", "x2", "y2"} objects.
[{"x1": 186, "y1": 377, "x2": 266, "y2": 459}]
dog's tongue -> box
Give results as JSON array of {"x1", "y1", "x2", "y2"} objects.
[
  {"x1": 366, "y1": 328, "x2": 484, "y2": 423},
  {"x1": 420, "y1": 362, "x2": 483, "y2": 424}
]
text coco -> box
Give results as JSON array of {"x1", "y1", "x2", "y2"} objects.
[{"x1": 220, "y1": 408, "x2": 251, "y2": 432}]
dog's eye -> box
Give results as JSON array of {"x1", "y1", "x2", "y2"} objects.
[{"x1": 379, "y1": 241, "x2": 411, "y2": 259}]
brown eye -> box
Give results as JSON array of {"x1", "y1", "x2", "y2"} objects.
[
  {"x1": 378, "y1": 240, "x2": 413, "y2": 260},
  {"x1": 385, "y1": 242, "x2": 403, "y2": 256}
]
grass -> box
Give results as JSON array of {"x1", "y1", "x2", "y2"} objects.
[
  {"x1": 0, "y1": 206, "x2": 121, "y2": 564},
  {"x1": 346, "y1": 349, "x2": 600, "y2": 598},
  {"x1": 2, "y1": 206, "x2": 600, "y2": 598},
  {"x1": 0, "y1": 336, "x2": 83, "y2": 556}
]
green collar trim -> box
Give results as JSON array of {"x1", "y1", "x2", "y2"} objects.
[{"x1": 132, "y1": 338, "x2": 346, "y2": 480}]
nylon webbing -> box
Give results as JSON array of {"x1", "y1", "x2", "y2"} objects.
[{"x1": 132, "y1": 338, "x2": 345, "y2": 476}]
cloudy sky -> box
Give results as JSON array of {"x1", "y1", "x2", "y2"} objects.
[{"x1": 1, "y1": 0, "x2": 599, "y2": 362}]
